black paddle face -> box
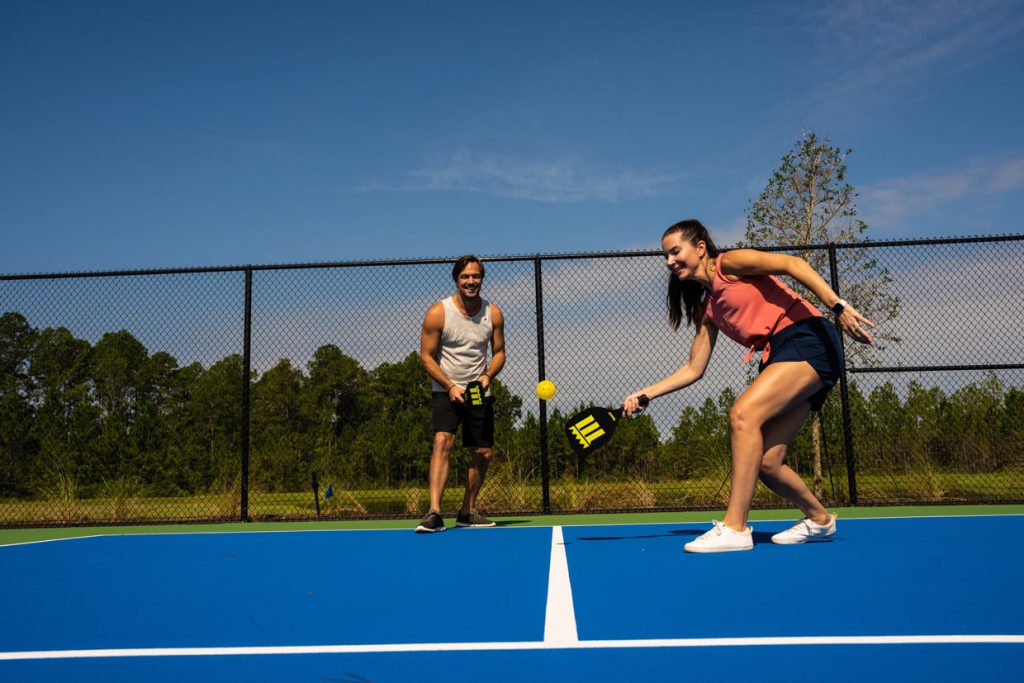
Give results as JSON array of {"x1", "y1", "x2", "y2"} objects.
[
  {"x1": 465, "y1": 381, "x2": 485, "y2": 413},
  {"x1": 565, "y1": 395, "x2": 649, "y2": 455},
  {"x1": 566, "y1": 406, "x2": 622, "y2": 455}
]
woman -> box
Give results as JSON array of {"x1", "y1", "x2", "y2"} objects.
[{"x1": 624, "y1": 219, "x2": 874, "y2": 553}]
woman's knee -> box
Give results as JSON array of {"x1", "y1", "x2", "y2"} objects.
[
  {"x1": 729, "y1": 401, "x2": 761, "y2": 433},
  {"x1": 759, "y1": 451, "x2": 785, "y2": 477}
]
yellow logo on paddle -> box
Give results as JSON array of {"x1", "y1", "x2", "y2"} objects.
[{"x1": 569, "y1": 414, "x2": 609, "y2": 448}]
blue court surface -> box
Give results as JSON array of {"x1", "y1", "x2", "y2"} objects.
[{"x1": 2, "y1": 515, "x2": 1022, "y2": 682}]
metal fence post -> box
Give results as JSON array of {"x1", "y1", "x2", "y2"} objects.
[
  {"x1": 827, "y1": 245, "x2": 858, "y2": 505},
  {"x1": 534, "y1": 257, "x2": 551, "y2": 514},
  {"x1": 241, "y1": 267, "x2": 252, "y2": 521}
]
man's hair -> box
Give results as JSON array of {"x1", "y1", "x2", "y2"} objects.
[{"x1": 452, "y1": 255, "x2": 485, "y2": 281}]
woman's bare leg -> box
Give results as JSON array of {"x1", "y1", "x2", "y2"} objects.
[{"x1": 722, "y1": 361, "x2": 824, "y2": 531}]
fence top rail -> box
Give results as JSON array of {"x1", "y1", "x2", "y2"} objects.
[{"x1": 3, "y1": 233, "x2": 1022, "y2": 281}]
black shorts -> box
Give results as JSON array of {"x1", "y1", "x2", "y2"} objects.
[
  {"x1": 431, "y1": 392, "x2": 495, "y2": 448},
  {"x1": 759, "y1": 316, "x2": 844, "y2": 411}
]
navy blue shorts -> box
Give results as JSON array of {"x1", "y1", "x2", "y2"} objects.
[{"x1": 759, "y1": 316, "x2": 844, "y2": 411}]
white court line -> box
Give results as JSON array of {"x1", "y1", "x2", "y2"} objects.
[
  {"x1": 558, "y1": 512, "x2": 1024, "y2": 528},
  {"x1": 0, "y1": 524, "x2": 546, "y2": 548},
  {"x1": 2, "y1": 635, "x2": 1023, "y2": 661},
  {"x1": 543, "y1": 526, "x2": 578, "y2": 644},
  {"x1": 4, "y1": 513, "x2": 1023, "y2": 548},
  {"x1": 0, "y1": 534, "x2": 105, "y2": 548}
]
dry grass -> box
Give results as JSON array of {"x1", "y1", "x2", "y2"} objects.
[
  {"x1": 323, "y1": 489, "x2": 369, "y2": 516},
  {"x1": 404, "y1": 487, "x2": 425, "y2": 515},
  {"x1": 476, "y1": 465, "x2": 542, "y2": 512},
  {"x1": 2, "y1": 471, "x2": 1023, "y2": 526},
  {"x1": 549, "y1": 478, "x2": 658, "y2": 512}
]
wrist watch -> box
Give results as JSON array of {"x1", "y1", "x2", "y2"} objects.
[{"x1": 831, "y1": 299, "x2": 848, "y2": 315}]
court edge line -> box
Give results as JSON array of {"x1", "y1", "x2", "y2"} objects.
[
  {"x1": 0, "y1": 534, "x2": 105, "y2": 548},
  {"x1": 558, "y1": 513, "x2": 1024, "y2": 528},
  {"x1": 0, "y1": 526, "x2": 511, "y2": 548},
  {"x1": 3, "y1": 513, "x2": 1023, "y2": 548},
  {"x1": 3, "y1": 635, "x2": 1023, "y2": 660}
]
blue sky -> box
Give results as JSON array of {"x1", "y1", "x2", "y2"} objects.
[{"x1": 3, "y1": 0, "x2": 1023, "y2": 274}]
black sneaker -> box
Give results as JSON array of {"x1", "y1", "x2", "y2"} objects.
[
  {"x1": 455, "y1": 509, "x2": 496, "y2": 528},
  {"x1": 415, "y1": 510, "x2": 445, "y2": 533}
]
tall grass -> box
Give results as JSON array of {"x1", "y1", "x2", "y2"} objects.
[
  {"x1": 35, "y1": 466, "x2": 85, "y2": 524},
  {"x1": 96, "y1": 476, "x2": 145, "y2": 522},
  {"x1": 3, "y1": 470, "x2": 1023, "y2": 526}
]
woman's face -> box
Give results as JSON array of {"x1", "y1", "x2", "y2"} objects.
[{"x1": 661, "y1": 231, "x2": 706, "y2": 280}]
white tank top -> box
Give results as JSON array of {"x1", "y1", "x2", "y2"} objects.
[{"x1": 431, "y1": 296, "x2": 493, "y2": 393}]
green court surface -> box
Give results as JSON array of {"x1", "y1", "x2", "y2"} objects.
[{"x1": 2, "y1": 503, "x2": 1021, "y2": 546}]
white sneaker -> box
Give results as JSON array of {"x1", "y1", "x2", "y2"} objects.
[
  {"x1": 771, "y1": 513, "x2": 837, "y2": 544},
  {"x1": 684, "y1": 520, "x2": 754, "y2": 553}
]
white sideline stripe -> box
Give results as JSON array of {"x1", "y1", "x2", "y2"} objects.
[
  {"x1": 2, "y1": 635, "x2": 1023, "y2": 661},
  {"x1": 0, "y1": 534, "x2": 105, "y2": 548},
  {"x1": 543, "y1": 526, "x2": 578, "y2": 644},
  {"x1": 4, "y1": 513, "x2": 1024, "y2": 548}
]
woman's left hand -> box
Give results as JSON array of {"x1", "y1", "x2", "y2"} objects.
[{"x1": 838, "y1": 305, "x2": 875, "y2": 345}]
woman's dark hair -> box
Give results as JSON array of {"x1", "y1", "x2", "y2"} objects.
[
  {"x1": 664, "y1": 219, "x2": 718, "y2": 330},
  {"x1": 452, "y1": 255, "x2": 485, "y2": 281}
]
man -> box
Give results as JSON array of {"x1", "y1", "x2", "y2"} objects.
[{"x1": 416, "y1": 255, "x2": 506, "y2": 533}]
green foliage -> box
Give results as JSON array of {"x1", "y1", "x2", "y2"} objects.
[
  {"x1": 662, "y1": 388, "x2": 735, "y2": 479},
  {"x1": 0, "y1": 312, "x2": 36, "y2": 393},
  {"x1": 745, "y1": 131, "x2": 866, "y2": 246},
  {"x1": 1, "y1": 310, "x2": 1023, "y2": 523},
  {"x1": 0, "y1": 313, "x2": 37, "y2": 495},
  {"x1": 252, "y1": 359, "x2": 308, "y2": 492},
  {"x1": 744, "y1": 130, "x2": 901, "y2": 364}
]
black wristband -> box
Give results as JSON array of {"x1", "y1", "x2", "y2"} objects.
[{"x1": 831, "y1": 299, "x2": 847, "y2": 315}]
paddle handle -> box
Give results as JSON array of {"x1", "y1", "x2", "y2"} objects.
[{"x1": 616, "y1": 393, "x2": 650, "y2": 417}]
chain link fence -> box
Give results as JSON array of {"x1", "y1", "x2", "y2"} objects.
[{"x1": 2, "y1": 235, "x2": 1022, "y2": 526}]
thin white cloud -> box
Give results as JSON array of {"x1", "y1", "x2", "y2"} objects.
[
  {"x1": 859, "y1": 155, "x2": 1024, "y2": 229},
  {"x1": 802, "y1": 0, "x2": 1024, "y2": 118},
  {"x1": 815, "y1": 0, "x2": 1020, "y2": 63},
  {"x1": 355, "y1": 150, "x2": 687, "y2": 203},
  {"x1": 861, "y1": 244, "x2": 1023, "y2": 369},
  {"x1": 991, "y1": 158, "x2": 1024, "y2": 192}
]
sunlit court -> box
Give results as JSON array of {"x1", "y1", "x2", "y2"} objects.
[
  {"x1": 2, "y1": 513, "x2": 1023, "y2": 682},
  {"x1": 4, "y1": 2, "x2": 1024, "y2": 682}
]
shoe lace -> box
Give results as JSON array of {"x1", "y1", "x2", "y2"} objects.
[
  {"x1": 698, "y1": 520, "x2": 725, "y2": 540},
  {"x1": 782, "y1": 519, "x2": 813, "y2": 535}
]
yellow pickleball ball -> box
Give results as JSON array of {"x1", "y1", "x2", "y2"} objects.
[{"x1": 535, "y1": 380, "x2": 556, "y2": 401}]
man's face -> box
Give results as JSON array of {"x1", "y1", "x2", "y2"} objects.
[{"x1": 456, "y1": 262, "x2": 483, "y2": 298}]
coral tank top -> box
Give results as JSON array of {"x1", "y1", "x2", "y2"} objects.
[{"x1": 703, "y1": 254, "x2": 821, "y2": 363}]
